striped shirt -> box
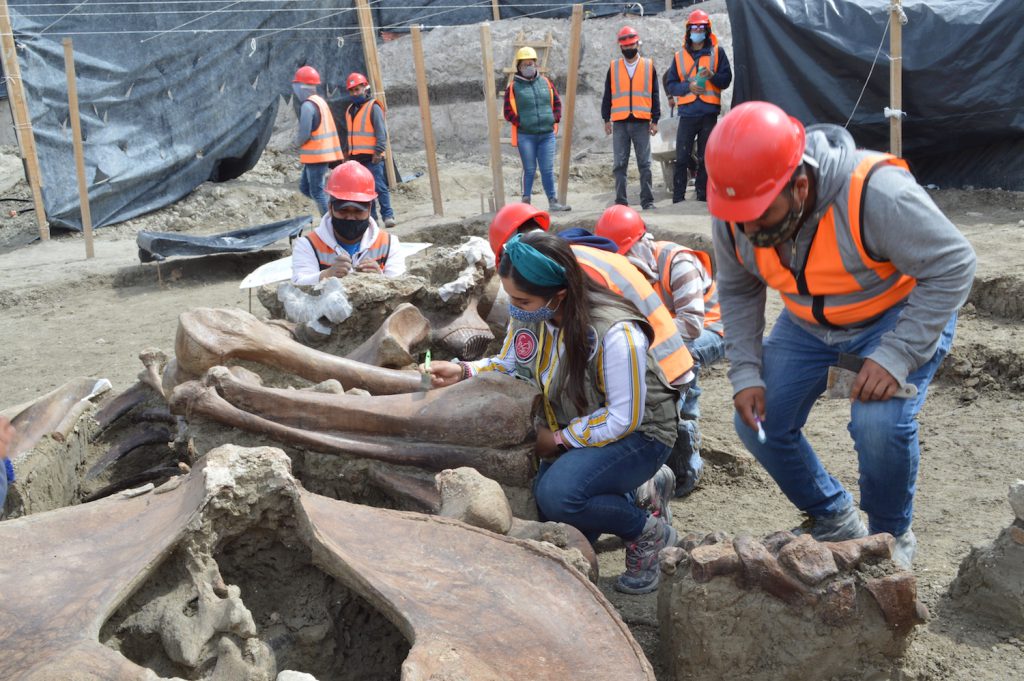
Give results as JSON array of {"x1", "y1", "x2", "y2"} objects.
[
  {"x1": 469, "y1": 320, "x2": 649, "y2": 448},
  {"x1": 630, "y1": 236, "x2": 709, "y2": 341}
]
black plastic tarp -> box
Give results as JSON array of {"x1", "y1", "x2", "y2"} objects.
[
  {"x1": 137, "y1": 216, "x2": 309, "y2": 263},
  {"x1": 726, "y1": 0, "x2": 1024, "y2": 190}
]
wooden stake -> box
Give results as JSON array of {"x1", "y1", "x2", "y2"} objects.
[
  {"x1": 491, "y1": 0, "x2": 500, "y2": 21},
  {"x1": 410, "y1": 26, "x2": 443, "y2": 216},
  {"x1": 63, "y1": 38, "x2": 93, "y2": 258},
  {"x1": 480, "y1": 23, "x2": 505, "y2": 210},
  {"x1": 665, "y1": 0, "x2": 672, "y2": 11},
  {"x1": 889, "y1": 0, "x2": 903, "y2": 157},
  {"x1": 355, "y1": 0, "x2": 397, "y2": 189},
  {"x1": 0, "y1": 0, "x2": 48, "y2": 240},
  {"x1": 557, "y1": 4, "x2": 583, "y2": 205}
]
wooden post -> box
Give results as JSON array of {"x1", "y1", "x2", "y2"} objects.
[
  {"x1": 491, "y1": 0, "x2": 500, "y2": 21},
  {"x1": 0, "y1": 0, "x2": 48, "y2": 239},
  {"x1": 557, "y1": 4, "x2": 583, "y2": 205},
  {"x1": 63, "y1": 38, "x2": 93, "y2": 258},
  {"x1": 665, "y1": 0, "x2": 672, "y2": 11},
  {"x1": 480, "y1": 23, "x2": 505, "y2": 210},
  {"x1": 410, "y1": 26, "x2": 443, "y2": 216},
  {"x1": 355, "y1": 0, "x2": 397, "y2": 189},
  {"x1": 889, "y1": 0, "x2": 903, "y2": 157}
]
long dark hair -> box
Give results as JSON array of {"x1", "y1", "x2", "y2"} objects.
[{"x1": 499, "y1": 231, "x2": 643, "y2": 413}]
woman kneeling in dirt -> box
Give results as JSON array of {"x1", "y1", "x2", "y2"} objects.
[{"x1": 427, "y1": 231, "x2": 679, "y2": 594}]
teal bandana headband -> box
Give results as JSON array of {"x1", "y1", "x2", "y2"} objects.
[{"x1": 503, "y1": 234, "x2": 567, "y2": 287}]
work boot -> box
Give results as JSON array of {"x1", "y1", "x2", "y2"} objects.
[
  {"x1": 615, "y1": 512, "x2": 678, "y2": 595},
  {"x1": 384, "y1": 216, "x2": 397, "y2": 228},
  {"x1": 891, "y1": 529, "x2": 917, "y2": 570},
  {"x1": 522, "y1": 195, "x2": 531, "y2": 204},
  {"x1": 633, "y1": 464, "x2": 675, "y2": 526},
  {"x1": 792, "y1": 504, "x2": 868, "y2": 543},
  {"x1": 548, "y1": 200, "x2": 572, "y2": 212}
]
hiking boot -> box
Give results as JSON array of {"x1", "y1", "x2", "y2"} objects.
[
  {"x1": 674, "y1": 454, "x2": 703, "y2": 499},
  {"x1": 633, "y1": 464, "x2": 675, "y2": 526},
  {"x1": 792, "y1": 504, "x2": 868, "y2": 543},
  {"x1": 384, "y1": 217, "x2": 397, "y2": 228},
  {"x1": 615, "y1": 513, "x2": 678, "y2": 594},
  {"x1": 891, "y1": 529, "x2": 917, "y2": 570},
  {"x1": 548, "y1": 200, "x2": 572, "y2": 212}
]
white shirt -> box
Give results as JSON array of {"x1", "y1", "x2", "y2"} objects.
[{"x1": 291, "y1": 214, "x2": 405, "y2": 285}]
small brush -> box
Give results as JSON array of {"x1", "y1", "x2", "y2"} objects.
[{"x1": 419, "y1": 349, "x2": 432, "y2": 391}]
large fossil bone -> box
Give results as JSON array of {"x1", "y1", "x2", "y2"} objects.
[
  {"x1": 345, "y1": 302, "x2": 430, "y2": 368},
  {"x1": 176, "y1": 307, "x2": 423, "y2": 395},
  {"x1": 0, "y1": 445, "x2": 655, "y2": 680},
  {"x1": 5, "y1": 378, "x2": 111, "y2": 456}
]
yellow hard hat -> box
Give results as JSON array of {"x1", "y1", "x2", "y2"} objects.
[{"x1": 515, "y1": 46, "x2": 538, "y2": 62}]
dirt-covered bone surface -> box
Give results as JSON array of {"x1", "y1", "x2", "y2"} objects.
[
  {"x1": 657, "y1": 531, "x2": 928, "y2": 681},
  {"x1": 0, "y1": 444, "x2": 656, "y2": 681}
]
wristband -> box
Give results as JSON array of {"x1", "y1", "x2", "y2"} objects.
[{"x1": 552, "y1": 429, "x2": 569, "y2": 453}]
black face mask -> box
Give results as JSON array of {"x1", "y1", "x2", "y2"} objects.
[
  {"x1": 745, "y1": 189, "x2": 805, "y2": 248},
  {"x1": 332, "y1": 216, "x2": 370, "y2": 242},
  {"x1": 621, "y1": 48, "x2": 638, "y2": 59}
]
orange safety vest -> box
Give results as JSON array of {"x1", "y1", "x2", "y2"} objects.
[
  {"x1": 672, "y1": 35, "x2": 721, "y2": 108},
  {"x1": 609, "y1": 57, "x2": 654, "y2": 121},
  {"x1": 346, "y1": 99, "x2": 385, "y2": 157},
  {"x1": 727, "y1": 153, "x2": 917, "y2": 329},
  {"x1": 570, "y1": 244, "x2": 694, "y2": 384},
  {"x1": 652, "y1": 242, "x2": 723, "y2": 336},
  {"x1": 306, "y1": 229, "x2": 391, "y2": 271},
  {"x1": 507, "y1": 76, "x2": 559, "y2": 148},
  {"x1": 299, "y1": 95, "x2": 344, "y2": 164}
]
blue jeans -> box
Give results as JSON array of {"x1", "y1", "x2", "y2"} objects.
[
  {"x1": 734, "y1": 306, "x2": 957, "y2": 536},
  {"x1": 299, "y1": 162, "x2": 330, "y2": 216},
  {"x1": 517, "y1": 132, "x2": 557, "y2": 202},
  {"x1": 0, "y1": 466, "x2": 7, "y2": 513},
  {"x1": 681, "y1": 328, "x2": 726, "y2": 420},
  {"x1": 534, "y1": 431, "x2": 671, "y2": 544}
]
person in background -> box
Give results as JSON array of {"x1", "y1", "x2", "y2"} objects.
[
  {"x1": 663, "y1": 9, "x2": 731, "y2": 203},
  {"x1": 293, "y1": 65, "x2": 344, "y2": 216},
  {"x1": 427, "y1": 231, "x2": 680, "y2": 594},
  {"x1": 291, "y1": 161, "x2": 405, "y2": 284},
  {"x1": 343, "y1": 72, "x2": 397, "y2": 228},
  {"x1": 0, "y1": 416, "x2": 15, "y2": 512},
  {"x1": 504, "y1": 47, "x2": 572, "y2": 212}
]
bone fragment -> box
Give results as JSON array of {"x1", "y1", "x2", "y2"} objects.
[
  {"x1": 366, "y1": 465, "x2": 441, "y2": 513},
  {"x1": 176, "y1": 307, "x2": 422, "y2": 395},
  {"x1": 121, "y1": 483, "x2": 155, "y2": 498},
  {"x1": 428, "y1": 296, "x2": 495, "y2": 360},
  {"x1": 689, "y1": 542, "x2": 741, "y2": 583},
  {"x1": 508, "y1": 518, "x2": 600, "y2": 581},
  {"x1": 346, "y1": 302, "x2": 430, "y2": 368},
  {"x1": 777, "y1": 534, "x2": 840, "y2": 586},
  {"x1": 86, "y1": 424, "x2": 172, "y2": 480},
  {"x1": 733, "y1": 535, "x2": 816, "y2": 607},
  {"x1": 8, "y1": 378, "x2": 111, "y2": 459},
  {"x1": 824, "y1": 533, "x2": 895, "y2": 571},
  {"x1": 138, "y1": 347, "x2": 168, "y2": 399},
  {"x1": 436, "y1": 467, "x2": 513, "y2": 535},
  {"x1": 863, "y1": 573, "x2": 929, "y2": 633},
  {"x1": 82, "y1": 465, "x2": 183, "y2": 503}
]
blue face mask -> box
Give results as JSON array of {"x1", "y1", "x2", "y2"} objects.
[
  {"x1": 508, "y1": 298, "x2": 559, "y2": 323},
  {"x1": 690, "y1": 30, "x2": 706, "y2": 43}
]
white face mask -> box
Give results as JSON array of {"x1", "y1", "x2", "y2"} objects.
[{"x1": 520, "y1": 65, "x2": 537, "y2": 78}]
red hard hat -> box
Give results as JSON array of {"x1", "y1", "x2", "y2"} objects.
[
  {"x1": 346, "y1": 72, "x2": 369, "y2": 90},
  {"x1": 293, "y1": 66, "x2": 320, "y2": 85},
  {"x1": 489, "y1": 202, "x2": 551, "y2": 261},
  {"x1": 686, "y1": 9, "x2": 712, "y2": 31},
  {"x1": 705, "y1": 101, "x2": 806, "y2": 223},
  {"x1": 594, "y1": 205, "x2": 645, "y2": 254},
  {"x1": 617, "y1": 26, "x2": 640, "y2": 46},
  {"x1": 326, "y1": 161, "x2": 378, "y2": 202}
]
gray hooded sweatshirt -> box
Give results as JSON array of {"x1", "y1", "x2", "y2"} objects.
[{"x1": 711, "y1": 124, "x2": 976, "y2": 394}]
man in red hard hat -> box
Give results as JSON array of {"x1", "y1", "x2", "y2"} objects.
[
  {"x1": 293, "y1": 65, "x2": 343, "y2": 216},
  {"x1": 705, "y1": 101, "x2": 976, "y2": 568},
  {"x1": 343, "y1": 72, "x2": 397, "y2": 228},
  {"x1": 663, "y1": 9, "x2": 731, "y2": 203},
  {"x1": 596, "y1": 204, "x2": 724, "y2": 497},
  {"x1": 291, "y1": 161, "x2": 405, "y2": 284},
  {"x1": 602, "y1": 26, "x2": 661, "y2": 210}
]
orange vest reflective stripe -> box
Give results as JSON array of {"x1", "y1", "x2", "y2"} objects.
[
  {"x1": 609, "y1": 57, "x2": 654, "y2": 121},
  {"x1": 728, "y1": 154, "x2": 917, "y2": 328},
  {"x1": 652, "y1": 242, "x2": 723, "y2": 336},
  {"x1": 306, "y1": 229, "x2": 391, "y2": 270},
  {"x1": 299, "y1": 95, "x2": 344, "y2": 164},
  {"x1": 346, "y1": 100, "x2": 384, "y2": 157},
  {"x1": 673, "y1": 35, "x2": 721, "y2": 107},
  {"x1": 570, "y1": 244, "x2": 694, "y2": 384},
  {"x1": 507, "y1": 76, "x2": 559, "y2": 148}
]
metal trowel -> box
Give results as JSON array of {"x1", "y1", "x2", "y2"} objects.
[{"x1": 825, "y1": 352, "x2": 918, "y2": 399}]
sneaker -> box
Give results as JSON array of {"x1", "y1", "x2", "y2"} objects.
[
  {"x1": 674, "y1": 455, "x2": 703, "y2": 499},
  {"x1": 672, "y1": 197, "x2": 685, "y2": 204},
  {"x1": 642, "y1": 203, "x2": 656, "y2": 210},
  {"x1": 792, "y1": 504, "x2": 868, "y2": 543},
  {"x1": 548, "y1": 200, "x2": 572, "y2": 212},
  {"x1": 384, "y1": 217, "x2": 397, "y2": 228},
  {"x1": 633, "y1": 464, "x2": 675, "y2": 526},
  {"x1": 522, "y1": 196, "x2": 531, "y2": 204},
  {"x1": 891, "y1": 529, "x2": 917, "y2": 569},
  {"x1": 615, "y1": 513, "x2": 678, "y2": 594}
]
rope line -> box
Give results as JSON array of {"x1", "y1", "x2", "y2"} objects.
[{"x1": 843, "y1": 14, "x2": 891, "y2": 128}]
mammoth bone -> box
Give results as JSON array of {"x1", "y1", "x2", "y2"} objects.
[{"x1": 175, "y1": 307, "x2": 424, "y2": 395}]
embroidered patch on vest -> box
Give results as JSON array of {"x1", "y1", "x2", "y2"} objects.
[{"x1": 513, "y1": 328, "x2": 539, "y2": 363}]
